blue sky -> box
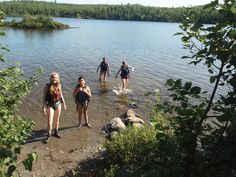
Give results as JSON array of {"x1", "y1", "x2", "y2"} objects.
[
  {"x1": 0, "y1": 0, "x2": 222, "y2": 7},
  {"x1": 54, "y1": 0, "x2": 219, "y2": 7}
]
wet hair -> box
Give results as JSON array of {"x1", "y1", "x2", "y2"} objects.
[
  {"x1": 78, "y1": 76, "x2": 85, "y2": 81},
  {"x1": 49, "y1": 72, "x2": 61, "y2": 94},
  {"x1": 50, "y1": 72, "x2": 60, "y2": 86},
  {"x1": 122, "y1": 60, "x2": 127, "y2": 65}
]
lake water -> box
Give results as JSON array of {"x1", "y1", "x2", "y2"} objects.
[{"x1": 1, "y1": 18, "x2": 220, "y2": 134}]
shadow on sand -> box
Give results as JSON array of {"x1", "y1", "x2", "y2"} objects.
[
  {"x1": 63, "y1": 152, "x2": 108, "y2": 177},
  {"x1": 26, "y1": 125, "x2": 78, "y2": 144}
]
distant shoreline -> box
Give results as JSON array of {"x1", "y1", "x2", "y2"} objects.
[{"x1": 0, "y1": 1, "x2": 221, "y2": 24}]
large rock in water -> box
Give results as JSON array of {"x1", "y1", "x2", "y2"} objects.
[
  {"x1": 120, "y1": 109, "x2": 136, "y2": 119},
  {"x1": 120, "y1": 108, "x2": 145, "y2": 126},
  {"x1": 109, "y1": 117, "x2": 126, "y2": 132},
  {"x1": 125, "y1": 116, "x2": 144, "y2": 124},
  {"x1": 102, "y1": 109, "x2": 145, "y2": 137}
]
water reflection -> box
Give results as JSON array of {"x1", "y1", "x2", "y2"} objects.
[{"x1": 99, "y1": 81, "x2": 109, "y2": 94}]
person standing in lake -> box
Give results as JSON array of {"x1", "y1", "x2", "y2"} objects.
[
  {"x1": 115, "y1": 60, "x2": 133, "y2": 90},
  {"x1": 73, "y1": 76, "x2": 92, "y2": 129},
  {"x1": 96, "y1": 57, "x2": 110, "y2": 82},
  {"x1": 42, "y1": 72, "x2": 67, "y2": 144}
]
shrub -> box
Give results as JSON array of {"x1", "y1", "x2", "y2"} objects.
[{"x1": 0, "y1": 11, "x2": 41, "y2": 176}]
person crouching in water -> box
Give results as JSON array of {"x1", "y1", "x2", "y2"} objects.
[
  {"x1": 96, "y1": 57, "x2": 110, "y2": 82},
  {"x1": 115, "y1": 60, "x2": 132, "y2": 90},
  {"x1": 73, "y1": 76, "x2": 92, "y2": 129},
  {"x1": 42, "y1": 72, "x2": 67, "y2": 143}
]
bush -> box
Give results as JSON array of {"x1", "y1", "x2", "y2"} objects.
[
  {"x1": 0, "y1": 11, "x2": 41, "y2": 176},
  {"x1": 104, "y1": 126, "x2": 157, "y2": 167}
]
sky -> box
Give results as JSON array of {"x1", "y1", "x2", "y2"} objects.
[{"x1": 54, "y1": 0, "x2": 220, "y2": 7}]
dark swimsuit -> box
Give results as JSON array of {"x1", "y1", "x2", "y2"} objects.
[
  {"x1": 45, "y1": 84, "x2": 62, "y2": 110},
  {"x1": 100, "y1": 61, "x2": 108, "y2": 72},
  {"x1": 75, "y1": 85, "x2": 90, "y2": 107},
  {"x1": 121, "y1": 66, "x2": 129, "y2": 79}
]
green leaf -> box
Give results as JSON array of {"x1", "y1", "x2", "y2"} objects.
[
  {"x1": 22, "y1": 153, "x2": 37, "y2": 172},
  {"x1": 31, "y1": 152, "x2": 38, "y2": 161},
  {"x1": 208, "y1": 69, "x2": 214, "y2": 74},
  {"x1": 174, "y1": 32, "x2": 183, "y2": 36},
  {"x1": 190, "y1": 86, "x2": 201, "y2": 95},
  {"x1": 210, "y1": 76, "x2": 216, "y2": 83},
  {"x1": 181, "y1": 36, "x2": 189, "y2": 43},
  {"x1": 182, "y1": 102, "x2": 188, "y2": 108},
  {"x1": 184, "y1": 82, "x2": 192, "y2": 90},
  {"x1": 7, "y1": 165, "x2": 16, "y2": 176}
]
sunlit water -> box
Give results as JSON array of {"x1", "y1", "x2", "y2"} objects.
[{"x1": 1, "y1": 18, "x2": 225, "y2": 134}]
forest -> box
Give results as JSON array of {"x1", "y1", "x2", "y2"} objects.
[{"x1": 0, "y1": 0, "x2": 221, "y2": 23}]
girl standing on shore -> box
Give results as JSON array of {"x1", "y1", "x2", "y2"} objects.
[
  {"x1": 73, "y1": 76, "x2": 92, "y2": 129},
  {"x1": 42, "y1": 72, "x2": 67, "y2": 143}
]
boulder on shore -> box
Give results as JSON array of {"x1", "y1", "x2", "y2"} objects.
[{"x1": 102, "y1": 109, "x2": 145, "y2": 138}]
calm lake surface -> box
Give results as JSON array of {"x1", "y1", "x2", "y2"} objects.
[{"x1": 1, "y1": 18, "x2": 221, "y2": 133}]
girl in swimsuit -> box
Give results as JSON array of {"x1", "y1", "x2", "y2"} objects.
[
  {"x1": 73, "y1": 76, "x2": 92, "y2": 129},
  {"x1": 42, "y1": 72, "x2": 67, "y2": 143},
  {"x1": 115, "y1": 60, "x2": 132, "y2": 90},
  {"x1": 96, "y1": 57, "x2": 110, "y2": 82}
]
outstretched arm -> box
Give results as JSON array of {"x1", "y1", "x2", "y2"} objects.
[
  {"x1": 96, "y1": 63, "x2": 101, "y2": 73},
  {"x1": 115, "y1": 67, "x2": 121, "y2": 79},
  {"x1": 128, "y1": 65, "x2": 134, "y2": 71}
]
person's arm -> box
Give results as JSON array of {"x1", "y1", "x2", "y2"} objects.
[
  {"x1": 60, "y1": 88, "x2": 67, "y2": 111},
  {"x1": 96, "y1": 63, "x2": 101, "y2": 73},
  {"x1": 107, "y1": 63, "x2": 110, "y2": 76},
  {"x1": 115, "y1": 67, "x2": 121, "y2": 79},
  {"x1": 42, "y1": 85, "x2": 47, "y2": 115},
  {"x1": 83, "y1": 86, "x2": 92, "y2": 98},
  {"x1": 73, "y1": 86, "x2": 79, "y2": 97},
  {"x1": 128, "y1": 65, "x2": 134, "y2": 71}
]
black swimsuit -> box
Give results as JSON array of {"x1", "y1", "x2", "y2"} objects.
[
  {"x1": 75, "y1": 85, "x2": 89, "y2": 107},
  {"x1": 100, "y1": 61, "x2": 108, "y2": 72},
  {"x1": 121, "y1": 66, "x2": 129, "y2": 79},
  {"x1": 45, "y1": 84, "x2": 62, "y2": 110}
]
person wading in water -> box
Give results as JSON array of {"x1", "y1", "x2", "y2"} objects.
[
  {"x1": 115, "y1": 60, "x2": 133, "y2": 90},
  {"x1": 96, "y1": 57, "x2": 110, "y2": 82}
]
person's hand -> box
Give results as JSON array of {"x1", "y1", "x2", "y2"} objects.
[
  {"x1": 64, "y1": 104, "x2": 67, "y2": 111},
  {"x1": 42, "y1": 107, "x2": 47, "y2": 115}
]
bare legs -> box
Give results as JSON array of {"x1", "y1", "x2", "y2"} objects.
[
  {"x1": 121, "y1": 78, "x2": 128, "y2": 90},
  {"x1": 46, "y1": 104, "x2": 61, "y2": 135},
  {"x1": 77, "y1": 104, "x2": 90, "y2": 128},
  {"x1": 44, "y1": 104, "x2": 61, "y2": 143},
  {"x1": 99, "y1": 71, "x2": 107, "y2": 82}
]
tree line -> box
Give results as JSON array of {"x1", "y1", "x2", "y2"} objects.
[{"x1": 0, "y1": 1, "x2": 221, "y2": 23}]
